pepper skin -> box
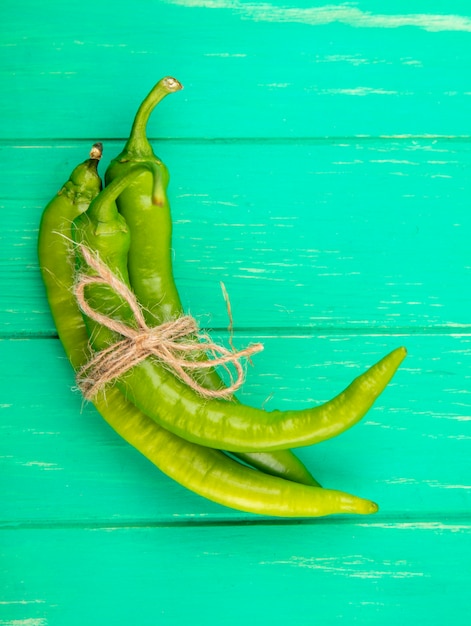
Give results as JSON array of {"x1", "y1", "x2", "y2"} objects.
[{"x1": 39, "y1": 152, "x2": 377, "y2": 517}]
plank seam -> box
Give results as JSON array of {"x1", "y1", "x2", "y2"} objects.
[
  {"x1": 1, "y1": 512, "x2": 470, "y2": 532},
  {"x1": 2, "y1": 136, "x2": 471, "y2": 146}
]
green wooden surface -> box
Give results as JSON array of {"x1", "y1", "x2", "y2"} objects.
[{"x1": 1, "y1": 1, "x2": 470, "y2": 625}]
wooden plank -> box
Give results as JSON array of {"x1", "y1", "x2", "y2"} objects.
[
  {"x1": 1, "y1": 138, "x2": 470, "y2": 334},
  {"x1": 1, "y1": 1, "x2": 471, "y2": 139},
  {"x1": 1, "y1": 521, "x2": 470, "y2": 625},
  {"x1": 1, "y1": 335, "x2": 469, "y2": 525}
]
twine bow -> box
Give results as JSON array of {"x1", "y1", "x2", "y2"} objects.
[{"x1": 74, "y1": 244, "x2": 263, "y2": 400}]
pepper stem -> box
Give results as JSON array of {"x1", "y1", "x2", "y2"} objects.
[
  {"x1": 125, "y1": 77, "x2": 183, "y2": 157},
  {"x1": 88, "y1": 163, "x2": 161, "y2": 223},
  {"x1": 89, "y1": 142, "x2": 103, "y2": 160}
]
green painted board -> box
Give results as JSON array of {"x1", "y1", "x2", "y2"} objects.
[
  {"x1": 1, "y1": 138, "x2": 470, "y2": 334},
  {"x1": 1, "y1": 1, "x2": 470, "y2": 624},
  {"x1": 1, "y1": 334, "x2": 469, "y2": 525},
  {"x1": 2, "y1": 1, "x2": 471, "y2": 139},
  {"x1": 2, "y1": 522, "x2": 470, "y2": 626}
]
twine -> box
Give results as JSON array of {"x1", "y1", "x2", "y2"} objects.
[{"x1": 74, "y1": 244, "x2": 263, "y2": 401}]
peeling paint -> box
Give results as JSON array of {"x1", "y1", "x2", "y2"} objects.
[
  {"x1": 261, "y1": 554, "x2": 426, "y2": 579},
  {"x1": 167, "y1": 1, "x2": 471, "y2": 33},
  {"x1": 0, "y1": 617, "x2": 47, "y2": 626},
  {"x1": 21, "y1": 461, "x2": 63, "y2": 471},
  {"x1": 360, "y1": 522, "x2": 471, "y2": 533},
  {"x1": 0, "y1": 601, "x2": 45, "y2": 606}
]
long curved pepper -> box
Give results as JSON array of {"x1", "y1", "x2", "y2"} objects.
[
  {"x1": 71, "y1": 182, "x2": 406, "y2": 454},
  {"x1": 105, "y1": 77, "x2": 320, "y2": 486},
  {"x1": 39, "y1": 151, "x2": 376, "y2": 518},
  {"x1": 105, "y1": 76, "x2": 184, "y2": 323}
]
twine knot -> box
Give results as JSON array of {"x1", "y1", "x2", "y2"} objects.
[{"x1": 74, "y1": 244, "x2": 263, "y2": 400}]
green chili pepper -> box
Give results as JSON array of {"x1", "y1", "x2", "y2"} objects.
[
  {"x1": 105, "y1": 76, "x2": 321, "y2": 487},
  {"x1": 106, "y1": 76, "x2": 183, "y2": 323},
  {"x1": 38, "y1": 145, "x2": 103, "y2": 368},
  {"x1": 38, "y1": 151, "x2": 377, "y2": 517},
  {"x1": 72, "y1": 171, "x2": 407, "y2": 454}
]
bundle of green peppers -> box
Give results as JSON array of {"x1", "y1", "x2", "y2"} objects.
[{"x1": 38, "y1": 76, "x2": 406, "y2": 518}]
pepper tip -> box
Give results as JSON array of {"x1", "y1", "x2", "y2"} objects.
[{"x1": 368, "y1": 501, "x2": 379, "y2": 514}]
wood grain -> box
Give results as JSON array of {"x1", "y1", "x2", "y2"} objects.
[
  {"x1": 2, "y1": 522, "x2": 470, "y2": 625},
  {"x1": 2, "y1": 1, "x2": 471, "y2": 139},
  {"x1": 1, "y1": 335, "x2": 469, "y2": 525},
  {"x1": 1, "y1": 139, "x2": 470, "y2": 334}
]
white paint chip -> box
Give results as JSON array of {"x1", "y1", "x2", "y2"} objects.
[{"x1": 167, "y1": 1, "x2": 471, "y2": 33}]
